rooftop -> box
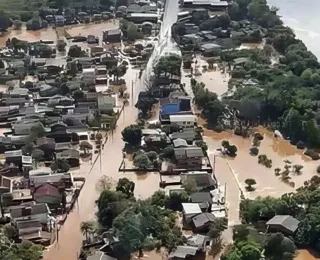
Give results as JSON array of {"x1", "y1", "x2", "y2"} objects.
[
  {"x1": 182, "y1": 203, "x2": 202, "y2": 215},
  {"x1": 266, "y1": 215, "x2": 300, "y2": 233},
  {"x1": 192, "y1": 212, "x2": 215, "y2": 228}
]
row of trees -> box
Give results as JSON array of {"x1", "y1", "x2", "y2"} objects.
[
  {"x1": 222, "y1": 225, "x2": 296, "y2": 260},
  {"x1": 94, "y1": 177, "x2": 228, "y2": 256}
]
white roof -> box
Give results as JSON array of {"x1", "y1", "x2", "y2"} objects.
[
  {"x1": 169, "y1": 114, "x2": 196, "y2": 122},
  {"x1": 29, "y1": 167, "x2": 52, "y2": 176},
  {"x1": 182, "y1": 203, "x2": 202, "y2": 215},
  {"x1": 129, "y1": 13, "x2": 160, "y2": 18}
]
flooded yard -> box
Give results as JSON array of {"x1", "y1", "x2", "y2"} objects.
[{"x1": 204, "y1": 127, "x2": 319, "y2": 200}]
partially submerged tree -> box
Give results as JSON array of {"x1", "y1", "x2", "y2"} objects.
[
  {"x1": 96, "y1": 175, "x2": 114, "y2": 192},
  {"x1": 245, "y1": 179, "x2": 257, "y2": 191},
  {"x1": 116, "y1": 178, "x2": 135, "y2": 198},
  {"x1": 80, "y1": 221, "x2": 95, "y2": 243},
  {"x1": 51, "y1": 158, "x2": 70, "y2": 173},
  {"x1": 122, "y1": 125, "x2": 142, "y2": 146},
  {"x1": 80, "y1": 141, "x2": 93, "y2": 154}
]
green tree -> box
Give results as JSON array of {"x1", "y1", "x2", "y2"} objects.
[
  {"x1": 116, "y1": 178, "x2": 135, "y2": 198},
  {"x1": 127, "y1": 22, "x2": 141, "y2": 41},
  {"x1": 79, "y1": 141, "x2": 93, "y2": 154},
  {"x1": 248, "y1": 0, "x2": 269, "y2": 20},
  {"x1": 154, "y1": 54, "x2": 182, "y2": 79},
  {"x1": 167, "y1": 191, "x2": 189, "y2": 211},
  {"x1": 135, "y1": 97, "x2": 157, "y2": 117},
  {"x1": 68, "y1": 45, "x2": 83, "y2": 57},
  {"x1": 96, "y1": 189, "x2": 131, "y2": 228},
  {"x1": 80, "y1": 221, "x2": 95, "y2": 242},
  {"x1": 245, "y1": 179, "x2": 257, "y2": 191},
  {"x1": 181, "y1": 178, "x2": 197, "y2": 195},
  {"x1": 300, "y1": 68, "x2": 313, "y2": 80},
  {"x1": 0, "y1": 11, "x2": 12, "y2": 30},
  {"x1": 133, "y1": 153, "x2": 152, "y2": 169},
  {"x1": 264, "y1": 233, "x2": 296, "y2": 260},
  {"x1": 32, "y1": 149, "x2": 44, "y2": 168},
  {"x1": 151, "y1": 190, "x2": 168, "y2": 207},
  {"x1": 30, "y1": 123, "x2": 46, "y2": 139},
  {"x1": 240, "y1": 243, "x2": 261, "y2": 260},
  {"x1": 122, "y1": 124, "x2": 142, "y2": 146},
  {"x1": 208, "y1": 217, "x2": 228, "y2": 243},
  {"x1": 50, "y1": 158, "x2": 70, "y2": 173},
  {"x1": 72, "y1": 89, "x2": 84, "y2": 102}
]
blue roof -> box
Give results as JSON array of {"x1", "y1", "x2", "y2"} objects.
[{"x1": 161, "y1": 103, "x2": 180, "y2": 115}]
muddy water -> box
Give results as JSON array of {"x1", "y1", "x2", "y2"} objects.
[
  {"x1": 0, "y1": 26, "x2": 57, "y2": 46},
  {"x1": 295, "y1": 249, "x2": 320, "y2": 260},
  {"x1": 0, "y1": 21, "x2": 119, "y2": 48},
  {"x1": 204, "y1": 126, "x2": 320, "y2": 199},
  {"x1": 66, "y1": 21, "x2": 119, "y2": 38}
]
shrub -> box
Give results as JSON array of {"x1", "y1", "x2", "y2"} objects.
[
  {"x1": 317, "y1": 165, "x2": 320, "y2": 174},
  {"x1": 254, "y1": 132, "x2": 264, "y2": 141},
  {"x1": 296, "y1": 140, "x2": 305, "y2": 150},
  {"x1": 305, "y1": 149, "x2": 320, "y2": 160},
  {"x1": 250, "y1": 147, "x2": 259, "y2": 156}
]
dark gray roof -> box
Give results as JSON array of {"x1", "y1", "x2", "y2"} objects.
[
  {"x1": 189, "y1": 192, "x2": 212, "y2": 204},
  {"x1": 174, "y1": 147, "x2": 204, "y2": 160},
  {"x1": 187, "y1": 234, "x2": 210, "y2": 248},
  {"x1": 171, "y1": 131, "x2": 197, "y2": 141},
  {"x1": 192, "y1": 213, "x2": 215, "y2": 228},
  {"x1": 266, "y1": 215, "x2": 300, "y2": 233}
]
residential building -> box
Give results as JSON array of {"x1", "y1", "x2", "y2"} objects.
[
  {"x1": 56, "y1": 149, "x2": 80, "y2": 167},
  {"x1": 126, "y1": 13, "x2": 160, "y2": 23},
  {"x1": 33, "y1": 183, "x2": 65, "y2": 209},
  {"x1": 181, "y1": 171, "x2": 216, "y2": 190},
  {"x1": 182, "y1": 203, "x2": 202, "y2": 224},
  {"x1": 174, "y1": 147, "x2": 204, "y2": 169},
  {"x1": 170, "y1": 130, "x2": 201, "y2": 144},
  {"x1": 189, "y1": 192, "x2": 213, "y2": 212},
  {"x1": 55, "y1": 15, "x2": 65, "y2": 26},
  {"x1": 97, "y1": 96, "x2": 116, "y2": 111},
  {"x1": 82, "y1": 68, "x2": 96, "y2": 85},
  {"x1": 10, "y1": 203, "x2": 51, "y2": 224},
  {"x1": 168, "y1": 246, "x2": 199, "y2": 260},
  {"x1": 192, "y1": 212, "x2": 215, "y2": 233},
  {"x1": 180, "y1": 0, "x2": 228, "y2": 10},
  {"x1": 266, "y1": 215, "x2": 300, "y2": 235},
  {"x1": 169, "y1": 114, "x2": 196, "y2": 129},
  {"x1": 103, "y1": 29, "x2": 121, "y2": 43}
]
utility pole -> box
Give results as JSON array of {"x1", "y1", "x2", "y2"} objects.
[{"x1": 131, "y1": 80, "x2": 134, "y2": 106}]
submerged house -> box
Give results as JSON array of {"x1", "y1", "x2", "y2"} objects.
[
  {"x1": 56, "y1": 149, "x2": 80, "y2": 167},
  {"x1": 33, "y1": 183, "x2": 65, "y2": 210}
]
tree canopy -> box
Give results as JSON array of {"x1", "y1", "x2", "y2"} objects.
[{"x1": 121, "y1": 125, "x2": 142, "y2": 146}]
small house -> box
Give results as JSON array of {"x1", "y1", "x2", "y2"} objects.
[
  {"x1": 169, "y1": 114, "x2": 196, "y2": 130},
  {"x1": 168, "y1": 245, "x2": 198, "y2": 260},
  {"x1": 181, "y1": 171, "x2": 216, "y2": 190},
  {"x1": 266, "y1": 215, "x2": 300, "y2": 235},
  {"x1": 182, "y1": 203, "x2": 202, "y2": 224},
  {"x1": 189, "y1": 192, "x2": 213, "y2": 212},
  {"x1": 97, "y1": 96, "x2": 116, "y2": 111},
  {"x1": 192, "y1": 212, "x2": 215, "y2": 233},
  {"x1": 55, "y1": 15, "x2": 65, "y2": 26},
  {"x1": 33, "y1": 183, "x2": 65, "y2": 210},
  {"x1": 56, "y1": 149, "x2": 80, "y2": 167},
  {"x1": 103, "y1": 29, "x2": 121, "y2": 43},
  {"x1": 174, "y1": 147, "x2": 204, "y2": 169},
  {"x1": 10, "y1": 203, "x2": 51, "y2": 224}
]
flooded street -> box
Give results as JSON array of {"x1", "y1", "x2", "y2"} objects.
[{"x1": 0, "y1": 27, "x2": 57, "y2": 46}]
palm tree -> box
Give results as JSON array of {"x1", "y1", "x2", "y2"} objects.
[{"x1": 80, "y1": 221, "x2": 95, "y2": 243}]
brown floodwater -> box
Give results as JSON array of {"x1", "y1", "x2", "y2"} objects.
[
  {"x1": 295, "y1": 249, "x2": 320, "y2": 260},
  {"x1": 0, "y1": 26, "x2": 57, "y2": 46},
  {"x1": 204, "y1": 126, "x2": 320, "y2": 200}
]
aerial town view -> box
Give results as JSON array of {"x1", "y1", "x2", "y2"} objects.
[{"x1": 1, "y1": 0, "x2": 320, "y2": 259}]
